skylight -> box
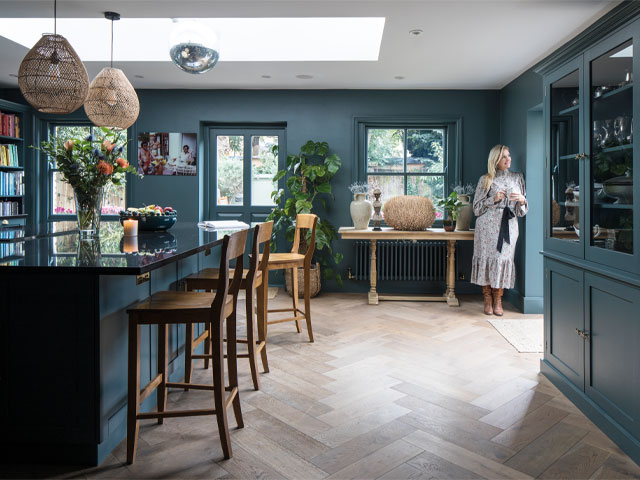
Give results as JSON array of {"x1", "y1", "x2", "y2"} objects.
[{"x1": 0, "y1": 17, "x2": 385, "y2": 62}]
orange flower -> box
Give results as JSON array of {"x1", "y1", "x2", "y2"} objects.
[
  {"x1": 97, "y1": 161, "x2": 114, "y2": 175},
  {"x1": 64, "y1": 139, "x2": 75, "y2": 151},
  {"x1": 116, "y1": 157, "x2": 129, "y2": 168},
  {"x1": 102, "y1": 140, "x2": 114, "y2": 153}
]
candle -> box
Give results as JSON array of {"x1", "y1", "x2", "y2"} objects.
[
  {"x1": 123, "y1": 218, "x2": 138, "y2": 237},
  {"x1": 123, "y1": 235, "x2": 138, "y2": 253}
]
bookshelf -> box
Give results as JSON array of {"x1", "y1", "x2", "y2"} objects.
[{"x1": 0, "y1": 99, "x2": 30, "y2": 225}]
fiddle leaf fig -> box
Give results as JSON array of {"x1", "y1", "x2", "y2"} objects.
[{"x1": 267, "y1": 140, "x2": 344, "y2": 287}]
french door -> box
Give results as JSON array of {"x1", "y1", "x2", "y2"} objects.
[{"x1": 208, "y1": 127, "x2": 285, "y2": 225}]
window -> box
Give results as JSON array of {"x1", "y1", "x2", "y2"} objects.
[
  {"x1": 357, "y1": 117, "x2": 461, "y2": 221},
  {"x1": 366, "y1": 127, "x2": 446, "y2": 211},
  {"x1": 49, "y1": 125, "x2": 127, "y2": 216},
  {"x1": 216, "y1": 134, "x2": 279, "y2": 206}
]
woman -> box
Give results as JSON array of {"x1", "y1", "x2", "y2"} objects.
[{"x1": 471, "y1": 145, "x2": 527, "y2": 315}]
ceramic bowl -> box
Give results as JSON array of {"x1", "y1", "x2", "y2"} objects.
[
  {"x1": 602, "y1": 176, "x2": 633, "y2": 204},
  {"x1": 119, "y1": 214, "x2": 177, "y2": 231}
]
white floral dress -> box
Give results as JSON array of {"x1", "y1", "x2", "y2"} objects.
[{"x1": 471, "y1": 170, "x2": 528, "y2": 289}]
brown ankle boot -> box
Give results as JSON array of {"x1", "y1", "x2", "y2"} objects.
[
  {"x1": 482, "y1": 285, "x2": 493, "y2": 315},
  {"x1": 492, "y1": 288, "x2": 504, "y2": 316}
]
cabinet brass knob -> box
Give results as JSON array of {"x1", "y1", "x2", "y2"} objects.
[{"x1": 575, "y1": 328, "x2": 590, "y2": 340}]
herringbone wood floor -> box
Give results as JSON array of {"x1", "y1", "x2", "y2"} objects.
[{"x1": 5, "y1": 293, "x2": 640, "y2": 479}]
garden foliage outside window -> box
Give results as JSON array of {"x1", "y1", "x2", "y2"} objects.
[
  {"x1": 49, "y1": 125, "x2": 127, "y2": 216},
  {"x1": 366, "y1": 127, "x2": 446, "y2": 216}
]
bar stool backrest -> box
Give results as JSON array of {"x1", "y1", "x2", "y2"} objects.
[
  {"x1": 212, "y1": 229, "x2": 249, "y2": 312},
  {"x1": 252, "y1": 221, "x2": 274, "y2": 279},
  {"x1": 292, "y1": 214, "x2": 318, "y2": 269}
]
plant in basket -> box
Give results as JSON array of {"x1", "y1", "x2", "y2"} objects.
[{"x1": 268, "y1": 140, "x2": 344, "y2": 293}]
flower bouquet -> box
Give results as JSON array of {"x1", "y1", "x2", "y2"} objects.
[{"x1": 36, "y1": 127, "x2": 139, "y2": 237}]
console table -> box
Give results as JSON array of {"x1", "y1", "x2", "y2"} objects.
[{"x1": 338, "y1": 227, "x2": 474, "y2": 306}]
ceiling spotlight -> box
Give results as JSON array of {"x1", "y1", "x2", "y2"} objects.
[
  {"x1": 394, "y1": 76, "x2": 405, "y2": 80},
  {"x1": 409, "y1": 29, "x2": 423, "y2": 36},
  {"x1": 9, "y1": 74, "x2": 18, "y2": 78},
  {"x1": 261, "y1": 75, "x2": 271, "y2": 79},
  {"x1": 296, "y1": 74, "x2": 313, "y2": 79},
  {"x1": 134, "y1": 75, "x2": 144, "y2": 79},
  {"x1": 169, "y1": 19, "x2": 219, "y2": 74}
]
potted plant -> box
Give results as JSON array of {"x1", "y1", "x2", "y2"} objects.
[
  {"x1": 268, "y1": 140, "x2": 344, "y2": 295},
  {"x1": 451, "y1": 183, "x2": 476, "y2": 231},
  {"x1": 436, "y1": 191, "x2": 463, "y2": 232}
]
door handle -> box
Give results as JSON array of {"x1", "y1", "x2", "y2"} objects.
[{"x1": 575, "y1": 328, "x2": 590, "y2": 340}]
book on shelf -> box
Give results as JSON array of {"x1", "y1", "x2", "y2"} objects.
[
  {"x1": 0, "y1": 201, "x2": 21, "y2": 216},
  {"x1": 0, "y1": 171, "x2": 24, "y2": 196},
  {"x1": 0, "y1": 111, "x2": 20, "y2": 138},
  {"x1": 0, "y1": 144, "x2": 19, "y2": 167}
]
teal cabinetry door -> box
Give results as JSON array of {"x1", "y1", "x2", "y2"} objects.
[
  {"x1": 544, "y1": 259, "x2": 584, "y2": 389},
  {"x1": 585, "y1": 274, "x2": 640, "y2": 438}
]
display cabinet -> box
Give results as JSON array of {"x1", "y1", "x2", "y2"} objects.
[{"x1": 541, "y1": 15, "x2": 640, "y2": 465}]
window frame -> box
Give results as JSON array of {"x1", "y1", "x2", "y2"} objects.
[
  {"x1": 41, "y1": 120, "x2": 134, "y2": 222},
  {"x1": 354, "y1": 116, "x2": 462, "y2": 225}
]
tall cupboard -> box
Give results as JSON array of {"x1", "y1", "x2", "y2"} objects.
[{"x1": 540, "y1": 10, "x2": 640, "y2": 464}]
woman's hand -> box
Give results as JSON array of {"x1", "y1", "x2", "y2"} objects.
[
  {"x1": 509, "y1": 192, "x2": 526, "y2": 204},
  {"x1": 494, "y1": 190, "x2": 506, "y2": 203}
]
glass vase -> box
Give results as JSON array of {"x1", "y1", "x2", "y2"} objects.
[{"x1": 74, "y1": 188, "x2": 104, "y2": 238}]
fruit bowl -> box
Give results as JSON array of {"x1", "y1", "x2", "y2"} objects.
[
  {"x1": 603, "y1": 176, "x2": 633, "y2": 204},
  {"x1": 119, "y1": 205, "x2": 178, "y2": 231}
]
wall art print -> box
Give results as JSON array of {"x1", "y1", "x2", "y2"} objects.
[{"x1": 137, "y1": 132, "x2": 197, "y2": 176}]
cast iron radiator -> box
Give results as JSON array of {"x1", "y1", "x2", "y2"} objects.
[{"x1": 353, "y1": 240, "x2": 447, "y2": 281}]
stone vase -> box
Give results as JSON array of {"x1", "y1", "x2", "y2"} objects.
[
  {"x1": 350, "y1": 193, "x2": 373, "y2": 230},
  {"x1": 456, "y1": 194, "x2": 473, "y2": 231}
]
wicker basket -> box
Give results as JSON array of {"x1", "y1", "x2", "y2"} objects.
[{"x1": 285, "y1": 263, "x2": 321, "y2": 298}]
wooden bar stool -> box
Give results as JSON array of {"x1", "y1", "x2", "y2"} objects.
[
  {"x1": 183, "y1": 221, "x2": 273, "y2": 390},
  {"x1": 265, "y1": 213, "x2": 318, "y2": 343},
  {"x1": 126, "y1": 228, "x2": 248, "y2": 464}
]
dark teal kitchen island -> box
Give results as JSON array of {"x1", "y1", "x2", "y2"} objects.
[{"x1": 0, "y1": 222, "x2": 224, "y2": 465}]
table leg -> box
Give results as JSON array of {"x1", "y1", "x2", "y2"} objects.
[
  {"x1": 368, "y1": 240, "x2": 379, "y2": 305},
  {"x1": 445, "y1": 240, "x2": 460, "y2": 307}
]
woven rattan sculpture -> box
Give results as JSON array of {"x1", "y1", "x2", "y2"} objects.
[
  {"x1": 383, "y1": 195, "x2": 436, "y2": 230},
  {"x1": 84, "y1": 67, "x2": 139, "y2": 130},
  {"x1": 18, "y1": 34, "x2": 89, "y2": 114}
]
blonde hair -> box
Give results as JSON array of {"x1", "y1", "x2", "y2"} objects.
[{"x1": 483, "y1": 144, "x2": 509, "y2": 190}]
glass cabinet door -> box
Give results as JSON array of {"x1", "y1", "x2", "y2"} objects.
[
  {"x1": 548, "y1": 66, "x2": 584, "y2": 254},
  {"x1": 586, "y1": 31, "x2": 638, "y2": 271}
]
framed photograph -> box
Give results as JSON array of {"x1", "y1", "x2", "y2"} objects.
[{"x1": 137, "y1": 132, "x2": 197, "y2": 176}]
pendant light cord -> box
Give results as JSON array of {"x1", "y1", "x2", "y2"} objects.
[
  {"x1": 53, "y1": 0, "x2": 56, "y2": 35},
  {"x1": 110, "y1": 17, "x2": 114, "y2": 68}
]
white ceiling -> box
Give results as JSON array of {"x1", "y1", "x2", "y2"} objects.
[{"x1": 0, "y1": 0, "x2": 620, "y2": 90}]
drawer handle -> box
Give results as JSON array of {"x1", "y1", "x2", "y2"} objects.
[{"x1": 575, "y1": 328, "x2": 590, "y2": 340}]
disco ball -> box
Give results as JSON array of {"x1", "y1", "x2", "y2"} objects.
[{"x1": 169, "y1": 20, "x2": 219, "y2": 74}]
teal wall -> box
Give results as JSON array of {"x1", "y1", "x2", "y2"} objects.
[
  {"x1": 499, "y1": 71, "x2": 544, "y2": 312},
  {"x1": 129, "y1": 89, "x2": 501, "y2": 293},
  {"x1": 5, "y1": 86, "x2": 550, "y2": 304}
]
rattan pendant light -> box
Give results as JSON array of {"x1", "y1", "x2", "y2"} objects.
[
  {"x1": 18, "y1": 0, "x2": 89, "y2": 114},
  {"x1": 84, "y1": 12, "x2": 139, "y2": 130}
]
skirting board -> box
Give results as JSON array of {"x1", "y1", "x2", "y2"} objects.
[
  {"x1": 541, "y1": 359, "x2": 640, "y2": 466},
  {"x1": 504, "y1": 289, "x2": 543, "y2": 314}
]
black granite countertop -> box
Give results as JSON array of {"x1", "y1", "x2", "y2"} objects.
[{"x1": 0, "y1": 221, "x2": 234, "y2": 274}]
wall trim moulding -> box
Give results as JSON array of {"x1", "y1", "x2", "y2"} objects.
[{"x1": 534, "y1": 2, "x2": 640, "y2": 76}]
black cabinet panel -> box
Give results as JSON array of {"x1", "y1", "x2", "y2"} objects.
[
  {"x1": 545, "y1": 259, "x2": 584, "y2": 388},
  {"x1": 586, "y1": 273, "x2": 640, "y2": 437}
]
